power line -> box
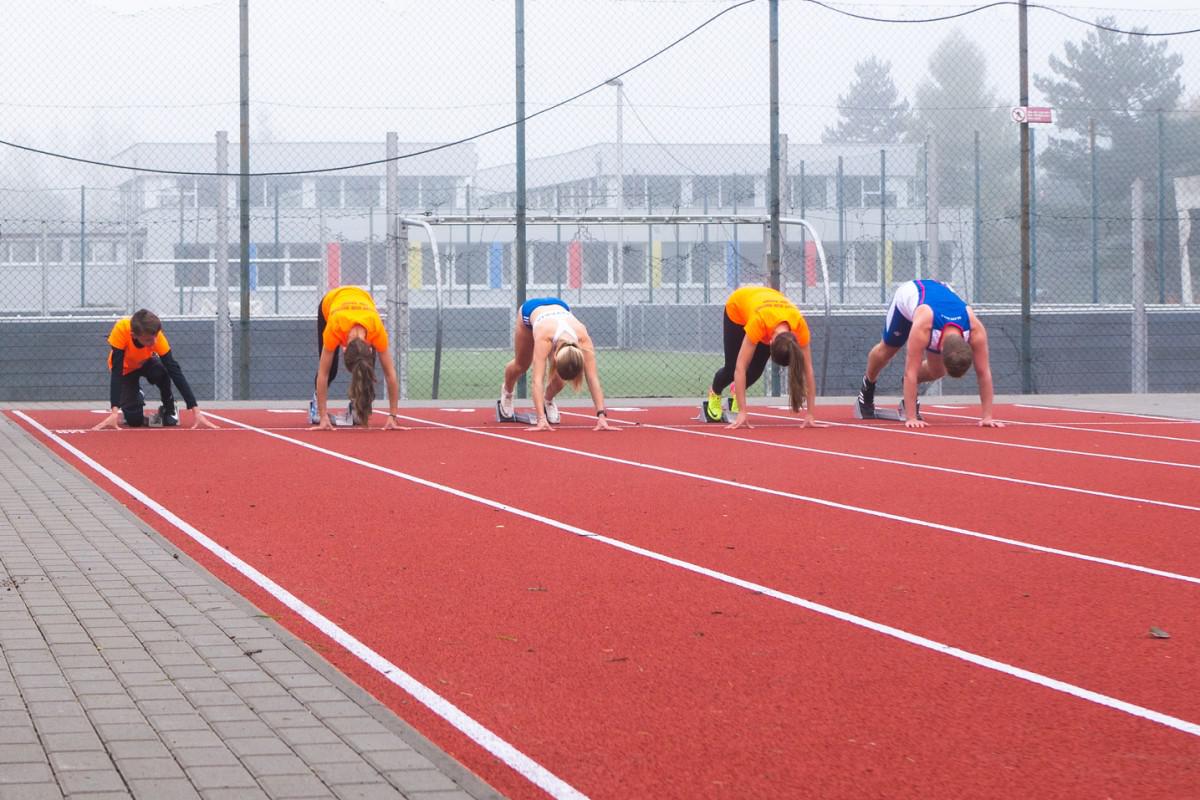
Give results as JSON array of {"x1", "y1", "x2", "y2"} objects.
[{"x1": 0, "y1": 0, "x2": 757, "y2": 178}]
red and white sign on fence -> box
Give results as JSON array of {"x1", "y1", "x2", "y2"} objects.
[{"x1": 1011, "y1": 106, "x2": 1053, "y2": 124}]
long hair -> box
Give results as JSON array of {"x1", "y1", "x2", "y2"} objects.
[
  {"x1": 941, "y1": 332, "x2": 973, "y2": 378},
  {"x1": 551, "y1": 341, "x2": 585, "y2": 391},
  {"x1": 770, "y1": 331, "x2": 807, "y2": 413},
  {"x1": 343, "y1": 338, "x2": 376, "y2": 426}
]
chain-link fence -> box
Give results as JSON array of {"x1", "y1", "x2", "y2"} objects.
[{"x1": 2, "y1": 0, "x2": 1198, "y2": 402}]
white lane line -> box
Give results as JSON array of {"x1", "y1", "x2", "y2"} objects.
[
  {"x1": 817, "y1": 417, "x2": 1200, "y2": 471},
  {"x1": 199, "y1": 412, "x2": 1200, "y2": 741},
  {"x1": 14, "y1": 411, "x2": 588, "y2": 800},
  {"x1": 923, "y1": 409, "x2": 1200, "y2": 446},
  {"x1": 1015, "y1": 404, "x2": 1198, "y2": 422},
  {"x1": 391, "y1": 411, "x2": 1200, "y2": 587},
  {"x1": 551, "y1": 411, "x2": 1200, "y2": 515}
]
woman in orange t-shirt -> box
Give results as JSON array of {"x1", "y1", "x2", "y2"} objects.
[
  {"x1": 310, "y1": 286, "x2": 401, "y2": 430},
  {"x1": 704, "y1": 286, "x2": 821, "y2": 430}
]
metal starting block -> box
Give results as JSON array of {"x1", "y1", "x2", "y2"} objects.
[
  {"x1": 496, "y1": 400, "x2": 537, "y2": 425},
  {"x1": 854, "y1": 400, "x2": 918, "y2": 422}
]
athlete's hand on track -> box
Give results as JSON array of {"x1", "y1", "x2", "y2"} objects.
[
  {"x1": 528, "y1": 419, "x2": 555, "y2": 432},
  {"x1": 92, "y1": 409, "x2": 121, "y2": 431},
  {"x1": 189, "y1": 409, "x2": 220, "y2": 430},
  {"x1": 905, "y1": 418, "x2": 929, "y2": 429},
  {"x1": 383, "y1": 416, "x2": 407, "y2": 431},
  {"x1": 593, "y1": 417, "x2": 616, "y2": 432},
  {"x1": 978, "y1": 417, "x2": 1005, "y2": 428},
  {"x1": 312, "y1": 416, "x2": 336, "y2": 431},
  {"x1": 798, "y1": 414, "x2": 828, "y2": 429},
  {"x1": 726, "y1": 414, "x2": 752, "y2": 430}
]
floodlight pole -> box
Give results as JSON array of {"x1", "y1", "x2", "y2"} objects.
[
  {"x1": 238, "y1": 0, "x2": 251, "y2": 398},
  {"x1": 1018, "y1": 0, "x2": 1033, "y2": 393}
]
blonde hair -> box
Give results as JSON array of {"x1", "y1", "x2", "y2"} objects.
[
  {"x1": 551, "y1": 341, "x2": 585, "y2": 391},
  {"x1": 343, "y1": 338, "x2": 376, "y2": 426},
  {"x1": 769, "y1": 331, "x2": 807, "y2": 412},
  {"x1": 941, "y1": 331, "x2": 973, "y2": 378}
]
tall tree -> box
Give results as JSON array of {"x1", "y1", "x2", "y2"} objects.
[
  {"x1": 910, "y1": 29, "x2": 1014, "y2": 208},
  {"x1": 1034, "y1": 18, "x2": 1185, "y2": 189},
  {"x1": 822, "y1": 56, "x2": 910, "y2": 144}
]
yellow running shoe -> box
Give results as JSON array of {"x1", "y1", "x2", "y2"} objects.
[{"x1": 704, "y1": 392, "x2": 724, "y2": 423}]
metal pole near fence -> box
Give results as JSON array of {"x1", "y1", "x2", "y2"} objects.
[
  {"x1": 215, "y1": 132, "x2": 233, "y2": 401},
  {"x1": 385, "y1": 133, "x2": 402, "y2": 399},
  {"x1": 1131, "y1": 178, "x2": 1148, "y2": 393},
  {"x1": 390, "y1": 218, "x2": 410, "y2": 401}
]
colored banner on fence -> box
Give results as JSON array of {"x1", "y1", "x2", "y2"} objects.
[
  {"x1": 326, "y1": 242, "x2": 340, "y2": 289},
  {"x1": 489, "y1": 243, "x2": 503, "y2": 289},
  {"x1": 248, "y1": 243, "x2": 258, "y2": 291},
  {"x1": 568, "y1": 240, "x2": 582, "y2": 289},
  {"x1": 805, "y1": 241, "x2": 816, "y2": 287},
  {"x1": 651, "y1": 241, "x2": 662, "y2": 289},
  {"x1": 884, "y1": 240, "x2": 893, "y2": 285},
  {"x1": 408, "y1": 244, "x2": 422, "y2": 289}
]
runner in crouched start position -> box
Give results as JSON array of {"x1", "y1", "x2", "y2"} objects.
[
  {"x1": 704, "y1": 285, "x2": 820, "y2": 430},
  {"x1": 499, "y1": 297, "x2": 613, "y2": 432},
  {"x1": 856, "y1": 279, "x2": 1003, "y2": 429},
  {"x1": 93, "y1": 309, "x2": 218, "y2": 430},
  {"x1": 310, "y1": 286, "x2": 402, "y2": 430}
]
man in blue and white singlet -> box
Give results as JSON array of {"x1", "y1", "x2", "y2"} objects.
[{"x1": 857, "y1": 280, "x2": 1003, "y2": 429}]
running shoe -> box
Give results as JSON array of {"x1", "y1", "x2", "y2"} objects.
[
  {"x1": 703, "y1": 392, "x2": 724, "y2": 423},
  {"x1": 499, "y1": 384, "x2": 515, "y2": 418},
  {"x1": 308, "y1": 392, "x2": 320, "y2": 424},
  {"x1": 544, "y1": 400, "x2": 561, "y2": 425},
  {"x1": 855, "y1": 376, "x2": 876, "y2": 419}
]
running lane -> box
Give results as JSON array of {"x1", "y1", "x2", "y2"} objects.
[{"x1": 12, "y1": 409, "x2": 1200, "y2": 800}]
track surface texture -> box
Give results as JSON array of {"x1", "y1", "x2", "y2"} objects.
[{"x1": 12, "y1": 401, "x2": 1200, "y2": 800}]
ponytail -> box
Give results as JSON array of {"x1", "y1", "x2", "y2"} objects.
[
  {"x1": 770, "y1": 331, "x2": 807, "y2": 413},
  {"x1": 344, "y1": 338, "x2": 377, "y2": 426}
]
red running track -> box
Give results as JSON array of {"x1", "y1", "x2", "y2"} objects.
[{"x1": 11, "y1": 404, "x2": 1200, "y2": 800}]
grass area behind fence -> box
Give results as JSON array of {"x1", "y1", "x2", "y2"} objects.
[{"x1": 403, "y1": 349, "x2": 724, "y2": 401}]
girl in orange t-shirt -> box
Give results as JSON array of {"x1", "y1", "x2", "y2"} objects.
[
  {"x1": 310, "y1": 286, "x2": 401, "y2": 430},
  {"x1": 705, "y1": 286, "x2": 821, "y2": 430}
]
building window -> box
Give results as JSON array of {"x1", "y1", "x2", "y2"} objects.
[{"x1": 344, "y1": 177, "x2": 380, "y2": 208}]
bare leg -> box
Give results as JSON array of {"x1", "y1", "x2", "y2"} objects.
[
  {"x1": 865, "y1": 341, "x2": 901, "y2": 382},
  {"x1": 918, "y1": 353, "x2": 946, "y2": 383},
  {"x1": 545, "y1": 373, "x2": 565, "y2": 403},
  {"x1": 503, "y1": 320, "x2": 534, "y2": 393}
]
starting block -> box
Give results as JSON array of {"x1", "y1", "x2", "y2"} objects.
[
  {"x1": 854, "y1": 400, "x2": 919, "y2": 422},
  {"x1": 496, "y1": 400, "x2": 537, "y2": 425}
]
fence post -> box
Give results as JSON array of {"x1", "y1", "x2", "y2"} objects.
[
  {"x1": 973, "y1": 131, "x2": 982, "y2": 302},
  {"x1": 40, "y1": 221, "x2": 49, "y2": 316},
  {"x1": 385, "y1": 132, "x2": 402, "y2": 399},
  {"x1": 1131, "y1": 178, "x2": 1148, "y2": 393},
  {"x1": 215, "y1": 132, "x2": 233, "y2": 401},
  {"x1": 390, "y1": 218, "x2": 410, "y2": 401},
  {"x1": 1090, "y1": 118, "x2": 1098, "y2": 303}
]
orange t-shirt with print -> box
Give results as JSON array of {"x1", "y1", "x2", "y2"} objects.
[
  {"x1": 106, "y1": 318, "x2": 171, "y2": 375},
  {"x1": 320, "y1": 286, "x2": 389, "y2": 352},
  {"x1": 725, "y1": 286, "x2": 810, "y2": 346}
]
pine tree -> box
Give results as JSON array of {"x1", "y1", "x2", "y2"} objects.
[{"x1": 822, "y1": 57, "x2": 910, "y2": 144}]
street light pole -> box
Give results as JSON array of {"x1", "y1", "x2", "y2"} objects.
[{"x1": 607, "y1": 78, "x2": 625, "y2": 349}]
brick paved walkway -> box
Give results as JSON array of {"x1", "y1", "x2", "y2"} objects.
[{"x1": 0, "y1": 413, "x2": 501, "y2": 800}]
